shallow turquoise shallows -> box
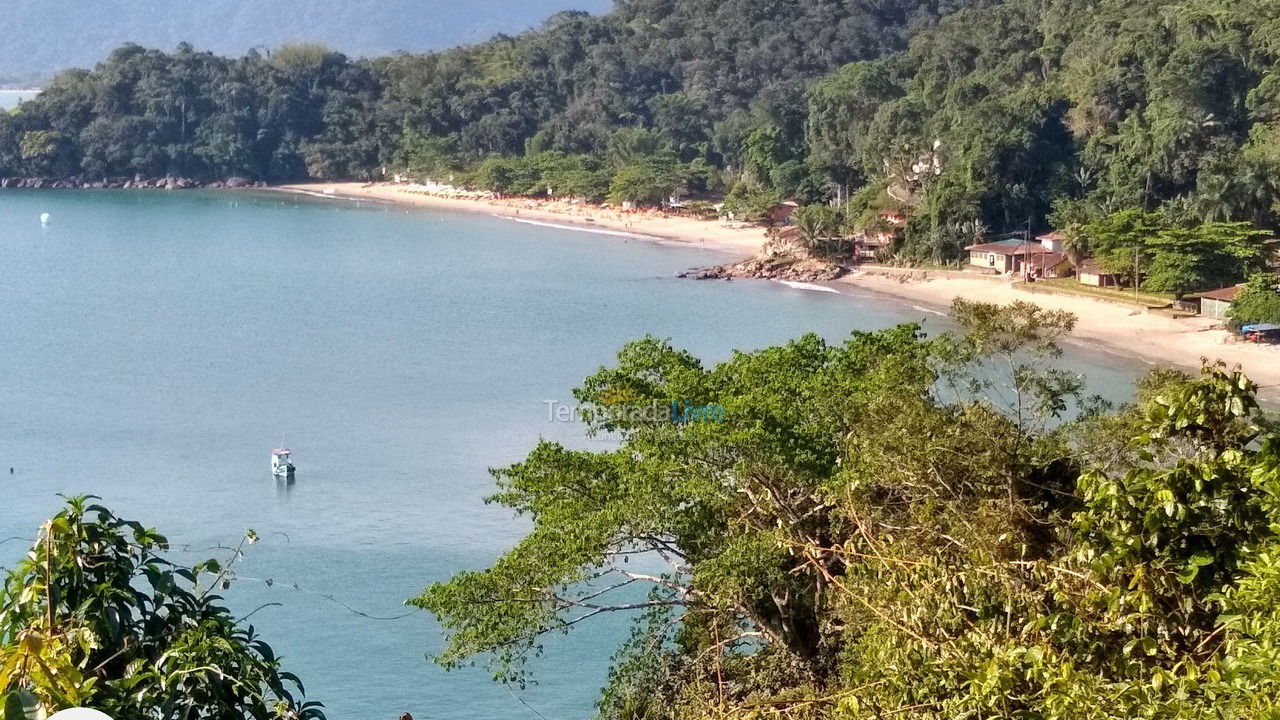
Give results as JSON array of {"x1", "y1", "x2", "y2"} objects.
[{"x1": 0, "y1": 190, "x2": 1144, "y2": 719}]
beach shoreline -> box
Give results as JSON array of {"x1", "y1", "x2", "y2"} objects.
[
  {"x1": 272, "y1": 182, "x2": 1280, "y2": 401},
  {"x1": 273, "y1": 181, "x2": 769, "y2": 256}
]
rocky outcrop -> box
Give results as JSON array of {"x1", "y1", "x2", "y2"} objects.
[
  {"x1": 0, "y1": 175, "x2": 268, "y2": 190},
  {"x1": 677, "y1": 255, "x2": 849, "y2": 282}
]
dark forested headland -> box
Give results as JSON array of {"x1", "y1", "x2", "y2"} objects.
[{"x1": 6, "y1": 0, "x2": 1280, "y2": 262}]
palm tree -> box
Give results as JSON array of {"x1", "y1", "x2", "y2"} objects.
[
  {"x1": 793, "y1": 205, "x2": 842, "y2": 256},
  {"x1": 1059, "y1": 227, "x2": 1089, "y2": 267}
]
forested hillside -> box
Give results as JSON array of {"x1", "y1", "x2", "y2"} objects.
[
  {"x1": 0, "y1": 0, "x2": 969, "y2": 183},
  {"x1": 3, "y1": 0, "x2": 1280, "y2": 259},
  {"x1": 821, "y1": 0, "x2": 1280, "y2": 260}
]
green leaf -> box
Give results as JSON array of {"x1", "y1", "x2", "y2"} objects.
[{"x1": 3, "y1": 690, "x2": 40, "y2": 720}]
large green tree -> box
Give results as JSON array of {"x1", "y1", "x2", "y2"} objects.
[
  {"x1": 1085, "y1": 209, "x2": 1269, "y2": 294},
  {"x1": 0, "y1": 498, "x2": 322, "y2": 720},
  {"x1": 415, "y1": 302, "x2": 1280, "y2": 720}
]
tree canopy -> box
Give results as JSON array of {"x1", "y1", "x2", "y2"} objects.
[
  {"x1": 0, "y1": 497, "x2": 322, "y2": 720},
  {"x1": 0, "y1": 0, "x2": 967, "y2": 185},
  {"x1": 1228, "y1": 273, "x2": 1280, "y2": 330},
  {"x1": 1083, "y1": 209, "x2": 1270, "y2": 295},
  {"x1": 415, "y1": 301, "x2": 1280, "y2": 719}
]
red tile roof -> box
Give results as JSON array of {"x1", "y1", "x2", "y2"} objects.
[
  {"x1": 1025, "y1": 251, "x2": 1066, "y2": 270},
  {"x1": 1076, "y1": 259, "x2": 1113, "y2": 274}
]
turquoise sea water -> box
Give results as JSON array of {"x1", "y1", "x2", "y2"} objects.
[{"x1": 0, "y1": 190, "x2": 1145, "y2": 719}]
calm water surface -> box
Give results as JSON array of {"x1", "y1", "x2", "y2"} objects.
[
  {"x1": 0, "y1": 190, "x2": 1145, "y2": 719},
  {"x1": 0, "y1": 89, "x2": 38, "y2": 110}
]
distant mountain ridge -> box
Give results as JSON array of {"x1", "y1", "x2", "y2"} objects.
[{"x1": 0, "y1": 0, "x2": 611, "y2": 83}]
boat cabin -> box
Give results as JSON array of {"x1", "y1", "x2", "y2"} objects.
[{"x1": 272, "y1": 448, "x2": 295, "y2": 478}]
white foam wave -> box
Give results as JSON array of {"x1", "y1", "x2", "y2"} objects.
[
  {"x1": 496, "y1": 215, "x2": 661, "y2": 241},
  {"x1": 776, "y1": 280, "x2": 842, "y2": 294}
]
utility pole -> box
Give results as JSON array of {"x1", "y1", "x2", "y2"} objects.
[
  {"x1": 1133, "y1": 244, "x2": 1141, "y2": 309},
  {"x1": 1023, "y1": 217, "x2": 1033, "y2": 281}
]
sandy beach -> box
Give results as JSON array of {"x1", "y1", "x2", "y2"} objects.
[
  {"x1": 276, "y1": 181, "x2": 769, "y2": 256},
  {"x1": 274, "y1": 182, "x2": 1280, "y2": 401},
  {"x1": 844, "y1": 271, "x2": 1280, "y2": 400}
]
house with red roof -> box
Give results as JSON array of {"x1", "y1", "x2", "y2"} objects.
[
  {"x1": 1024, "y1": 251, "x2": 1072, "y2": 278},
  {"x1": 966, "y1": 235, "x2": 1072, "y2": 277},
  {"x1": 851, "y1": 209, "x2": 909, "y2": 259}
]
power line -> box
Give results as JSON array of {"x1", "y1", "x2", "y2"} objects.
[
  {"x1": 504, "y1": 684, "x2": 550, "y2": 720},
  {"x1": 1, "y1": 535, "x2": 422, "y2": 623}
]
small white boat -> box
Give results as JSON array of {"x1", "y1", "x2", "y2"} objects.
[{"x1": 271, "y1": 448, "x2": 295, "y2": 479}]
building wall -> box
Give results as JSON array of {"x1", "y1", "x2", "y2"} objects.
[
  {"x1": 969, "y1": 251, "x2": 1016, "y2": 273},
  {"x1": 1201, "y1": 297, "x2": 1232, "y2": 320},
  {"x1": 1079, "y1": 271, "x2": 1118, "y2": 287},
  {"x1": 1042, "y1": 260, "x2": 1072, "y2": 278}
]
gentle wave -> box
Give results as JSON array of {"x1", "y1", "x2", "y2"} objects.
[
  {"x1": 912, "y1": 304, "x2": 947, "y2": 317},
  {"x1": 775, "y1": 280, "x2": 842, "y2": 294},
  {"x1": 279, "y1": 187, "x2": 366, "y2": 203},
  {"x1": 495, "y1": 214, "x2": 663, "y2": 241}
]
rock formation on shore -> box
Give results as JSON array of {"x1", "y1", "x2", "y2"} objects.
[
  {"x1": 677, "y1": 227, "x2": 851, "y2": 282},
  {"x1": 0, "y1": 175, "x2": 267, "y2": 190},
  {"x1": 677, "y1": 255, "x2": 848, "y2": 282}
]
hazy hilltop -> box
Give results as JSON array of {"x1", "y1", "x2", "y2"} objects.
[{"x1": 0, "y1": 0, "x2": 611, "y2": 84}]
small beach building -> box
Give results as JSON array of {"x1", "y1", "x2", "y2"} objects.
[
  {"x1": 1036, "y1": 232, "x2": 1067, "y2": 253},
  {"x1": 1077, "y1": 259, "x2": 1122, "y2": 287},
  {"x1": 852, "y1": 210, "x2": 907, "y2": 258},
  {"x1": 852, "y1": 230, "x2": 890, "y2": 259},
  {"x1": 965, "y1": 238, "x2": 1037, "y2": 274},
  {"x1": 1194, "y1": 284, "x2": 1243, "y2": 320},
  {"x1": 1023, "y1": 251, "x2": 1072, "y2": 279},
  {"x1": 769, "y1": 201, "x2": 800, "y2": 226}
]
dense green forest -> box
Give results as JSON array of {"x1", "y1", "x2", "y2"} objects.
[
  {"x1": 5, "y1": 0, "x2": 1280, "y2": 267},
  {"x1": 418, "y1": 301, "x2": 1280, "y2": 719},
  {"x1": 0, "y1": 0, "x2": 960, "y2": 185}
]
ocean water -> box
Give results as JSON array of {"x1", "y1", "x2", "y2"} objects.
[
  {"x1": 0, "y1": 89, "x2": 38, "y2": 110},
  {"x1": 0, "y1": 190, "x2": 1145, "y2": 720}
]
